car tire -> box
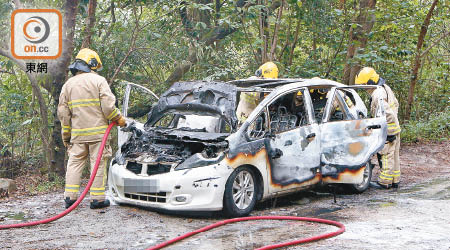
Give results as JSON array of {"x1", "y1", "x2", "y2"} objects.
[
  {"x1": 223, "y1": 166, "x2": 258, "y2": 217},
  {"x1": 346, "y1": 161, "x2": 373, "y2": 193}
]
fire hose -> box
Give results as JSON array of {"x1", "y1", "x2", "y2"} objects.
[
  {"x1": 0, "y1": 121, "x2": 346, "y2": 249},
  {"x1": 0, "y1": 122, "x2": 116, "y2": 230},
  {"x1": 147, "y1": 216, "x2": 345, "y2": 250}
]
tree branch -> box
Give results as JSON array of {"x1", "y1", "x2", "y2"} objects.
[
  {"x1": 0, "y1": 47, "x2": 26, "y2": 70},
  {"x1": 241, "y1": 15, "x2": 259, "y2": 63},
  {"x1": 420, "y1": 29, "x2": 450, "y2": 58},
  {"x1": 108, "y1": 2, "x2": 141, "y2": 85},
  {"x1": 101, "y1": 0, "x2": 116, "y2": 44},
  {"x1": 406, "y1": 0, "x2": 439, "y2": 120},
  {"x1": 269, "y1": 0, "x2": 283, "y2": 61}
]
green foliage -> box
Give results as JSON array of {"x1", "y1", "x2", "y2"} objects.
[
  {"x1": 401, "y1": 108, "x2": 450, "y2": 143},
  {"x1": 0, "y1": 0, "x2": 449, "y2": 179},
  {"x1": 28, "y1": 173, "x2": 65, "y2": 194}
]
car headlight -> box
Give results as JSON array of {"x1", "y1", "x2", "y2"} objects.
[{"x1": 175, "y1": 152, "x2": 225, "y2": 170}]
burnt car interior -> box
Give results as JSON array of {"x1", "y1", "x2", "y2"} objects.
[
  {"x1": 307, "y1": 86, "x2": 359, "y2": 123},
  {"x1": 246, "y1": 88, "x2": 310, "y2": 139},
  {"x1": 242, "y1": 84, "x2": 364, "y2": 141}
]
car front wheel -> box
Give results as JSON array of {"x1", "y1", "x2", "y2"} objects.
[{"x1": 223, "y1": 166, "x2": 258, "y2": 217}]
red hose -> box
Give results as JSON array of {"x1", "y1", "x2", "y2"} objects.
[
  {"x1": 147, "y1": 216, "x2": 345, "y2": 250},
  {"x1": 0, "y1": 122, "x2": 116, "y2": 230}
]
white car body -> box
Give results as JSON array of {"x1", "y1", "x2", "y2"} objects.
[{"x1": 108, "y1": 79, "x2": 387, "y2": 215}]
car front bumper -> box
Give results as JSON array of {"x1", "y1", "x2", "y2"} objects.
[{"x1": 108, "y1": 161, "x2": 233, "y2": 211}]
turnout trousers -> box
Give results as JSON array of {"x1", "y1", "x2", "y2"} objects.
[
  {"x1": 377, "y1": 135, "x2": 401, "y2": 186},
  {"x1": 64, "y1": 141, "x2": 112, "y2": 201}
]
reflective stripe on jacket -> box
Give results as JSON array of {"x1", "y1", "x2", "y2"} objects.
[
  {"x1": 370, "y1": 84, "x2": 401, "y2": 136},
  {"x1": 57, "y1": 72, "x2": 121, "y2": 143}
]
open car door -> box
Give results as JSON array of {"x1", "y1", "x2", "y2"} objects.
[
  {"x1": 118, "y1": 82, "x2": 158, "y2": 148},
  {"x1": 319, "y1": 86, "x2": 387, "y2": 184},
  {"x1": 262, "y1": 87, "x2": 321, "y2": 193}
]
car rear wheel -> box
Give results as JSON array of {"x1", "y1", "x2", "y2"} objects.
[
  {"x1": 223, "y1": 166, "x2": 258, "y2": 217},
  {"x1": 346, "y1": 161, "x2": 373, "y2": 193}
]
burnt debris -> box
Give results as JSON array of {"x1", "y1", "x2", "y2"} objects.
[
  {"x1": 118, "y1": 81, "x2": 236, "y2": 167},
  {"x1": 120, "y1": 123, "x2": 228, "y2": 164}
]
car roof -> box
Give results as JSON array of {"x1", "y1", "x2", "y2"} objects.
[{"x1": 231, "y1": 78, "x2": 348, "y2": 92}]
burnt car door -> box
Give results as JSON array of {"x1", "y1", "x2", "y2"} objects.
[
  {"x1": 319, "y1": 86, "x2": 387, "y2": 184},
  {"x1": 118, "y1": 82, "x2": 158, "y2": 148},
  {"x1": 265, "y1": 87, "x2": 321, "y2": 193}
]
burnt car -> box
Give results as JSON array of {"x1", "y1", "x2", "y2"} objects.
[{"x1": 108, "y1": 78, "x2": 387, "y2": 216}]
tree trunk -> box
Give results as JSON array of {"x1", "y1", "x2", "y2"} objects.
[
  {"x1": 29, "y1": 77, "x2": 51, "y2": 172},
  {"x1": 342, "y1": 0, "x2": 376, "y2": 85},
  {"x1": 81, "y1": 0, "x2": 97, "y2": 49},
  {"x1": 405, "y1": 0, "x2": 439, "y2": 120},
  {"x1": 47, "y1": 0, "x2": 80, "y2": 176},
  {"x1": 269, "y1": 1, "x2": 283, "y2": 61},
  {"x1": 164, "y1": 1, "x2": 238, "y2": 85},
  {"x1": 288, "y1": 18, "x2": 301, "y2": 66}
]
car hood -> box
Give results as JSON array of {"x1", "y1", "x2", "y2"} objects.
[
  {"x1": 118, "y1": 122, "x2": 229, "y2": 164},
  {"x1": 145, "y1": 81, "x2": 237, "y2": 129}
]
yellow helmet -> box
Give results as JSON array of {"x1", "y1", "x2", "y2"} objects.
[
  {"x1": 355, "y1": 67, "x2": 379, "y2": 85},
  {"x1": 75, "y1": 48, "x2": 102, "y2": 70},
  {"x1": 255, "y1": 62, "x2": 278, "y2": 79}
]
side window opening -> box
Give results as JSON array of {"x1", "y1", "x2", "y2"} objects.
[
  {"x1": 247, "y1": 111, "x2": 267, "y2": 139},
  {"x1": 123, "y1": 85, "x2": 156, "y2": 123},
  {"x1": 309, "y1": 87, "x2": 331, "y2": 123},
  {"x1": 328, "y1": 91, "x2": 351, "y2": 121},
  {"x1": 340, "y1": 88, "x2": 372, "y2": 119},
  {"x1": 292, "y1": 90, "x2": 308, "y2": 127},
  {"x1": 236, "y1": 90, "x2": 263, "y2": 126},
  {"x1": 326, "y1": 89, "x2": 369, "y2": 122},
  {"x1": 268, "y1": 89, "x2": 308, "y2": 134}
]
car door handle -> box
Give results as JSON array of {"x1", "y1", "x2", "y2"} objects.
[
  {"x1": 269, "y1": 148, "x2": 283, "y2": 159},
  {"x1": 306, "y1": 133, "x2": 316, "y2": 140},
  {"x1": 284, "y1": 140, "x2": 292, "y2": 146},
  {"x1": 367, "y1": 125, "x2": 381, "y2": 130}
]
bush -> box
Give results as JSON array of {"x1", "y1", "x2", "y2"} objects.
[{"x1": 401, "y1": 108, "x2": 450, "y2": 143}]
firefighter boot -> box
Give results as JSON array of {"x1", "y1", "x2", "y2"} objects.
[
  {"x1": 64, "y1": 197, "x2": 76, "y2": 209},
  {"x1": 370, "y1": 181, "x2": 391, "y2": 189},
  {"x1": 90, "y1": 199, "x2": 110, "y2": 209}
]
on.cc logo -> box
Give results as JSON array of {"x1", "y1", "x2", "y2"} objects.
[
  {"x1": 11, "y1": 9, "x2": 62, "y2": 60},
  {"x1": 23, "y1": 16, "x2": 50, "y2": 44}
]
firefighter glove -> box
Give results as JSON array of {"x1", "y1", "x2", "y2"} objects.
[
  {"x1": 116, "y1": 116, "x2": 127, "y2": 127},
  {"x1": 386, "y1": 135, "x2": 396, "y2": 143}
]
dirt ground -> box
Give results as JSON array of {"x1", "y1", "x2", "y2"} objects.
[{"x1": 0, "y1": 141, "x2": 449, "y2": 250}]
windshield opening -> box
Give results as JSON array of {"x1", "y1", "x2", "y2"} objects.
[{"x1": 153, "y1": 113, "x2": 231, "y2": 133}]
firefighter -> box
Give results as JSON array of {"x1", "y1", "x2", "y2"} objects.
[
  {"x1": 236, "y1": 62, "x2": 278, "y2": 124},
  {"x1": 355, "y1": 67, "x2": 401, "y2": 189},
  {"x1": 58, "y1": 48, "x2": 127, "y2": 209},
  {"x1": 293, "y1": 90, "x2": 307, "y2": 126}
]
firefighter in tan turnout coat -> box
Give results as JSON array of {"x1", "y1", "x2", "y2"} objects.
[
  {"x1": 355, "y1": 67, "x2": 401, "y2": 189},
  {"x1": 236, "y1": 62, "x2": 279, "y2": 124},
  {"x1": 58, "y1": 48, "x2": 126, "y2": 209}
]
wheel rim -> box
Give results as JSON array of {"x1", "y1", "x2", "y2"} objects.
[
  {"x1": 232, "y1": 170, "x2": 255, "y2": 210},
  {"x1": 355, "y1": 163, "x2": 370, "y2": 189}
]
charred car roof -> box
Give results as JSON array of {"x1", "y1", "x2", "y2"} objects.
[
  {"x1": 229, "y1": 78, "x2": 347, "y2": 89},
  {"x1": 145, "y1": 81, "x2": 238, "y2": 129}
]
